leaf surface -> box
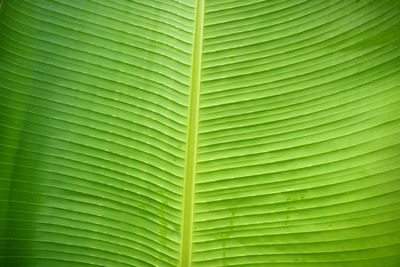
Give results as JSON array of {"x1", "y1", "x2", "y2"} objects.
[{"x1": 0, "y1": 0, "x2": 400, "y2": 266}]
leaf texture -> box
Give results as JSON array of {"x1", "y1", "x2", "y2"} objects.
[
  {"x1": 1, "y1": 0, "x2": 400, "y2": 266},
  {"x1": 0, "y1": 0, "x2": 195, "y2": 266},
  {"x1": 193, "y1": 0, "x2": 400, "y2": 266}
]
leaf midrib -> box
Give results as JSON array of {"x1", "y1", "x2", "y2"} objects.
[{"x1": 179, "y1": 0, "x2": 205, "y2": 266}]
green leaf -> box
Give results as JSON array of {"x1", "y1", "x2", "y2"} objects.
[{"x1": 1, "y1": 0, "x2": 399, "y2": 266}]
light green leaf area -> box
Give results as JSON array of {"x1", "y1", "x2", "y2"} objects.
[{"x1": 1, "y1": 0, "x2": 400, "y2": 266}]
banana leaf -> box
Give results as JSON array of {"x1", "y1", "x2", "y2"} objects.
[{"x1": 1, "y1": 0, "x2": 400, "y2": 266}]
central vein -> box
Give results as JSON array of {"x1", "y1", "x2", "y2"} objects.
[{"x1": 179, "y1": 0, "x2": 205, "y2": 266}]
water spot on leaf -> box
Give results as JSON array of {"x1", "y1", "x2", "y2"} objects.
[
  {"x1": 158, "y1": 230, "x2": 167, "y2": 237},
  {"x1": 156, "y1": 190, "x2": 164, "y2": 195},
  {"x1": 215, "y1": 233, "x2": 230, "y2": 240},
  {"x1": 287, "y1": 196, "x2": 300, "y2": 202}
]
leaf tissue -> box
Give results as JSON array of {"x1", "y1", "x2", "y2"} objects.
[{"x1": 1, "y1": 0, "x2": 400, "y2": 266}]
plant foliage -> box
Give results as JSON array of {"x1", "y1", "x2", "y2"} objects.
[{"x1": 1, "y1": 0, "x2": 400, "y2": 266}]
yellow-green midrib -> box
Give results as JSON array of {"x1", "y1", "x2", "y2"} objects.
[{"x1": 179, "y1": 0, "x2": 205, "y2": 266}]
